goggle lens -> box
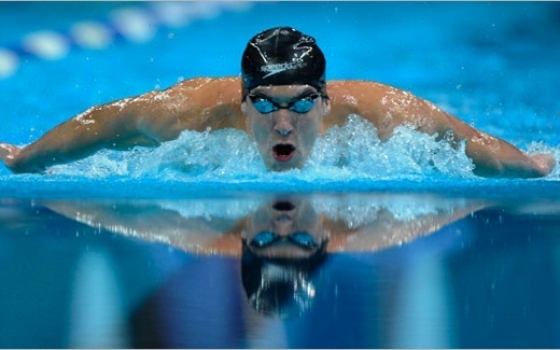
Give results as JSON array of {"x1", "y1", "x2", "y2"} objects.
[
  {"x1": 250, "y1": 231, "x2": 318, "y2": 250},
  {"x1": 248, "y1": 94, "x2": 320, "y2": 114}
]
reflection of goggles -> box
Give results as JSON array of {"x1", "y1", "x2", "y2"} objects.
[
  {"x1": 250, "y1": 230, "x2": 318, "y2": 250},
  {"x1": 248, "y1": 93, "x2": 320, "y2": 114}
]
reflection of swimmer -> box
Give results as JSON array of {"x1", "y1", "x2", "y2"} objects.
[
  {"x1": 241, "y1": 199, "x2": 328, "y2": 319},
  {"x1": 41, "y1": 194, "x2": 487, "y2": 318},
  {"x1": 242, "y1": 199, "x2": 328, "y2": 260},
  {"x1": 0, "y1": 27, "x2": 554, "y2": 178},
  {"x1": 241, "y1": 246, "x2": 325, "y2": 319}
]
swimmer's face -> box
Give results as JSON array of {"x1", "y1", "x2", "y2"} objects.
[
  {"x1": 241, "y1": 85, "x2": 331, "y2": 171},
  {"x1": 242, "y1": 198, "x2": 328, "y2": 260}
]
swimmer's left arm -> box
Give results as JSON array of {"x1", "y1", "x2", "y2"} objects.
[
  {"x1": 330, "y1": 81, "x2": 556, "y2": 178},
  {"x1": 329, "y1": 202, "x2": 486, "y2": 252},
  {"x1": 415, "y1": 98, "x2": 556, "y2": 178}
]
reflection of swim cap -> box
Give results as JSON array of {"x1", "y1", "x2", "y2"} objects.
[
  {"x1": 241, "y1": 27, "x2": 326, "y2": 94},
  {"x1": 240, "y1": 240, "x2": 327, "y2": 319}
]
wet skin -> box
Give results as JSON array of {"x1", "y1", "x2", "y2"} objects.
[
  {"x1": 0, "y1": 77, "x2": 555, "y2": 177},
  {"x1": 241, "y1": 85, "x2": 331, "y2": 171},
  {"x1": 241, "y1": 198, "x2": 328, "y2": 260}
]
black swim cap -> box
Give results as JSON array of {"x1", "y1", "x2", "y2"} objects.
[
  {"x1": 240, "y1": 240, "x2": 328, "y2": 319},
  {"x1": 241, "y1": 27, "x2": 326, "y2": 94}
]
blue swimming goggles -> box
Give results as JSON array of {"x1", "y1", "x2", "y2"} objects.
[
  {"x1": 250, "y1": 231, "x2": 319, "y2": 250},
  {"x1": 248, "y1": 93, "x2": 321, "y2": 114}
]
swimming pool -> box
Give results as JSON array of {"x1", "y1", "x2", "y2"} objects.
[{"x1": 1, "y1": 1, "x2": 560, "y2": 348}]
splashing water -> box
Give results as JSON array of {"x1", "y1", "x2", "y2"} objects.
[
  {"x1": 307, "y1": 114, "x2": 476, "y2": 180},
  {"x1": 2, "y1": 114, "x2": 556, "y2": 197},
  {"x1": 51, "y1": 115, "x2": 478, "y2": 181},
  {"x1": 311, "y1": 193, "x2": 474, "y2": 228}
]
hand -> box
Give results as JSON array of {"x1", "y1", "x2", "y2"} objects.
[
  {"x1": 530, "y1": 153, "x2": 556, "y2": 177},
  {"x1": 0, "y1": 143, "x2": 22, "y2": 172}
]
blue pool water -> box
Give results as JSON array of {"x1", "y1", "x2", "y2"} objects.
[
  {"x1": 1, "y1": 1, "x2": 559, "y2": 195},
  {"x1": 1, "y1": 2, "x2": 560, "y2": 348}
]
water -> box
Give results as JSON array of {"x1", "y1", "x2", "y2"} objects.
[
  {"x1": 2, "y1": 193, "x2": 560, "y2": 348},
  {"x1": 1, "y1": 1, "x2": 560, "y2": 348},
  {"x1": 1, "y1": 2, "x2": 559, "y2": 194}
]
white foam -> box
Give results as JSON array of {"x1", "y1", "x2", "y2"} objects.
[
  {"x1": 311, "y1": 193, "x2": 469, "y2": 228},
  {"x1": 50, "y1": 115, "x2": 479, "y2": 182},
  {"x1": 308, "y1": 114, "x2": 475, "y2": 179},
  {"x1": 156, "y1": 198, "x2": 263, "y2": 220}
]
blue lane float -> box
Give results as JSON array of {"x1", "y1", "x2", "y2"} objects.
[{"x1": 0, "y1": 2, "x2": 252, "y2": 79}]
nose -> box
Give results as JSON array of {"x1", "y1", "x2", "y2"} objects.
[
  {"x1": 274, "y1": 112, "x2": 293, "y2": 137},
  {"x1": 274, "y1": 214, "x2": 294, "y2": 235}
]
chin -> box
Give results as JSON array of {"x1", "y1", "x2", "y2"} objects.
[
  {"x1": 267, "y1": 157, "x2": 305, "y2": 172},
  {"x1": 269, "y1": 163, "x2": 297, "y2": 172}
]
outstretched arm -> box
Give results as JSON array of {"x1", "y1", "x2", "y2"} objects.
[
  {"x1": 0, "y1": 77, "x2": 243, "y2": 173},
  {"x1": 328, "y1": 81, "x2": 556, "y2": 178},
  {"x1": 40, "y1": 199, "x2": 245, "y2": 256},
  {"x1": 1, "y1": 99, "x2": 160, "y2": 173},
  {"x1": 326, "y1": 199, "x2": 487, "y2": 253},
  {"x1": 426, "y1": 105, "x2": 556, "y2": 178}
]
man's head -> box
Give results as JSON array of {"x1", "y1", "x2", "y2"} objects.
[
  {"x1": 241, "y1": 197, "x2": 329, "y2": 260},
  {"x1": 241, "y1": 27, "x2": 326, "y2": 95},
  {"x1": 240, "y1": 27, "x2": 331, "y2": 171},
  {"x1": 240, "y1": 198, "x2": 328, "y2": 318}
]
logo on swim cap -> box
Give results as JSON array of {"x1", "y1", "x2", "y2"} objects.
[
  {"x1": 241, "y1": 27, "x2": 326, "y2": 94},
  {"x1": 261, "y1": 60, "x2": 308, "y2": 79}
]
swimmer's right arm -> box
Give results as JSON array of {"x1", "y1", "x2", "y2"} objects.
[
  {"x1": 0, "y1": 77, "x2": 243, "y2": 173},
  {"x1": 0, "y1": 99, "x2": 161, "y2": 173}
]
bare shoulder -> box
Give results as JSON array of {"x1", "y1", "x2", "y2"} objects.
[
  {"x1": 326, "y1": 80, "x2": 449, "y2": 139},
  {"x1": 162, "y1": 76, "x2": 244, "y2": 129},
  {"x1": 326, "y1": 80, "x2": 411, "y2": 136},
  {"x1": 138, "y1": 77, "x2": 245, "y2": 140}
]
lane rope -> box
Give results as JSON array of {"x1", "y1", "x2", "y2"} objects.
[{"x1": 0, "y1": 2, "x2": 252, "y2": 79}]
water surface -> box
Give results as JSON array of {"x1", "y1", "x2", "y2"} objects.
[{"x1": 2, "y1": 192, "x2": 560, "y2": 348}]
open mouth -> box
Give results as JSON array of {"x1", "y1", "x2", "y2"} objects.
[
  {"x1": 273, "y1": 201, "x2": 295, "y2": 211},
  {"x1": 272, "y1": 143, "x2": 296, "y2": 162}
]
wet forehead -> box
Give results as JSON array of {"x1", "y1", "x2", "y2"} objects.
[{"x1": 250, "y1": 85, "x2": 318, "y2": 98}]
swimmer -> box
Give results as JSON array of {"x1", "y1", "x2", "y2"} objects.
[{"x1": 0, "y1": 26, "x2": 555, "y2": 178}]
